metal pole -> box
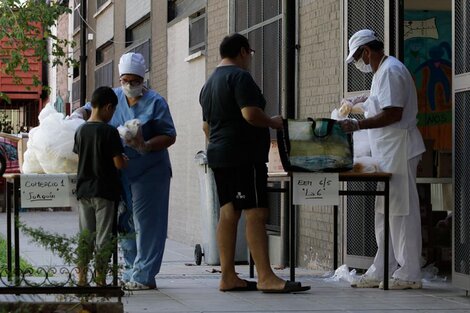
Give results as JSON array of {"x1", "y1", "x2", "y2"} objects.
[
  {"x1": 79, "y1": 0, "x2": 87, "y2": 107},
  {"x1": 283, "y1": 0, "x2": 296, "y2": 119}
]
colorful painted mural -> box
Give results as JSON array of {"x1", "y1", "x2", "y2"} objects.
[{"x1": 404, "y1": 10, "x2": 452, "y2": 150}]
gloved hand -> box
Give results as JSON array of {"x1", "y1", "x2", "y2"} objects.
[
  {"x1": 67, "y1": 111, "x2": 84, "y2": 120},
  {"x1": 349, "y1": 94, "x2": 368, "y2": 105},
  {"x1": 125, "y1": 128, "x2": 150, "y2": 154},
  {"x1": 339, "y1": 118, "x2": 360, "y2": 133}
]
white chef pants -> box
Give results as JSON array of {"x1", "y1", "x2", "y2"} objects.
[{"x1": 365, "y1": 155, "x2": 422, "y2": 281}]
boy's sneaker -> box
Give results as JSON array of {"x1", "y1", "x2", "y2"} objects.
[
  {"x1": 379, "y1": 278, "x2": 422, "y2": 290},
  {"x1": 123, "y1": 281, "x2": 156, "y2": 291},
  {"x1": 350, "y1": 275, "x2": 381, "y2": 288}
]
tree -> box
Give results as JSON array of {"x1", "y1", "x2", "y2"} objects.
[{"x1": 0, "y1": 0, "x2": 77, "y2": 102}]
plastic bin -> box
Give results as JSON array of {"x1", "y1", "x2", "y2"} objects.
[{"x1": 194, "y1": 150, "x2": 248, "y2": 265}]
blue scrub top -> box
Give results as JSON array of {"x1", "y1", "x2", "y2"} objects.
[{"x1": 84, "y1": 87, "x2": 176, "y2": 180}]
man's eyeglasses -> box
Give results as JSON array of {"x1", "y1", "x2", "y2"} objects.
[
  {"x1": 120, "y1": 78, "x2": 143, "y2": 87},
  {"x1": 249, "y1": 48, "x2": 255, "y2": 56}
]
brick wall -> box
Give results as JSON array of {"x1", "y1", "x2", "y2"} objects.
[
  {"x1": 151, "y1": 1, "x2": 168, "y2": 97},
  {"x1": 206, "y1": 0, "x2": 229, "y2": 77},
  {"x1": 297, "y1": 0, "x2": 342, "y2": 270},
  {"x1": 166, "y1": 18, "x2": 206, "y2": 245}
]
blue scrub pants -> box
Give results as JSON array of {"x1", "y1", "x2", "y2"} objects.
[{"x1": 120, "y1": 165, "x2": 171, "y2": 287}]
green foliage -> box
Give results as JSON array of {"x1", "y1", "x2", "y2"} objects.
[
  {"x1": 0, "y1": 235, "x2": 36, "y2": 274},
  {"x1": 17, "y1": 220, "x2": 119, "y2": 283},
  {"x1": 0, "y1": 0, "x2": 77, "y2": 102}
]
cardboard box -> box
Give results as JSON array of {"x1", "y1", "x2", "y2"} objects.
[
  {"x1": 436, "y1": 150, "x2": 452, "y2": 178},
  {"x1": 417, "y1": 139, "x2": 434, "y2": 177}
]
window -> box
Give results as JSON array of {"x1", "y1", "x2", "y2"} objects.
[
  {"x1": 189, "y1": 10, "x2": 206, "y2": 54},
  {"x1": 125, "y1": 18, "x2": 150, "y2": 48},
  {"x1": 73, "y1": 0, "x2": 81, "y2": 31},
  {"x1": 95, "y1": 61, "x2": 113, "y2": 88},
  {"x1": 96, "y1": 42, "x2": 113, "y2": 66},
  {"x1": 97, "y1": 0, "x2": 108, "y2": 10},
  {"x1": 72, "y1": 79, "x2": 80, "y2": 103}
]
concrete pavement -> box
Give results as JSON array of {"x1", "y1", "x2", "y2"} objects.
[{"x1": 1, "y1": 211, "x2": 470, "y2": 313}]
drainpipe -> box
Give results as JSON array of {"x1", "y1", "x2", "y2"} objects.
[
  {"x1": 80, "y1": 0, "x2": 87, "y2": 107},
  {"x1": 283, "y1": 0, "x2": 296, "y2": 119}
]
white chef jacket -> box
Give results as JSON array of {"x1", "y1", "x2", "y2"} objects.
[{"x1": 364, "y1": 56, "x2": 425, "y2": 215}]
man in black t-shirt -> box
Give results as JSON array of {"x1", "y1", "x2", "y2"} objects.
[
  {"x1": 199, "y1": 34, "x2": 310, "y2": 293},
  {"x1": 73, "y1": 86, "x2": 128, "y2": 286}
]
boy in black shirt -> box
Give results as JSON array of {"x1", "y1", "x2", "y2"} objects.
[{"x1": 73, "y1": 86, "x2": 128, "y2": 285}]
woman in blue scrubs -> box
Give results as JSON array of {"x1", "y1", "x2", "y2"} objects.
[{"x1": 79, "y1": 52, "x2": 176, "y2": 290}]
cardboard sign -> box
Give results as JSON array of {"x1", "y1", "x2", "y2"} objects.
[
  {"x1": 20, "y1": 174, "x2": 77, "y2": 208},
  {"x1": 292, "y1": 172, "x2": 339, "y2": 205}
]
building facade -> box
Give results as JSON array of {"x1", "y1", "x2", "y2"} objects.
[{"x1": 62, "y1": 0, "x2": 469, "y2": 285}]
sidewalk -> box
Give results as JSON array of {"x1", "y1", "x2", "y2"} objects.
[{"x1": 2, "y1": 211, "x2": 470, "y2": 313}]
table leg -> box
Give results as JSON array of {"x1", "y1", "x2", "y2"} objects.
[
  {"x1": 289, "y1": 180, "x2": 295, "y2": 282},
  {"x1": 333, "y1": 205, "x2": 338, "y2": 270},
  {"x1": 383, "y1": 180, "x2": 390, "y2": 290},
  {"x1": 13, "y1": 177, "x2": 20, "y2": 285}
]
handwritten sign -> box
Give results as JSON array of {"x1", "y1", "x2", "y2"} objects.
[
  {"x1": 292, "y1": 172, "x2": 339, "y2": 205},
  {"x1": 20, "y1": 174, "x2": 77, "y2": 208}
]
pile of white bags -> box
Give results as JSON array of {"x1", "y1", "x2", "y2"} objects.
[{"x1": 22, "y1": 104, "x2": 85, "y2": 174}]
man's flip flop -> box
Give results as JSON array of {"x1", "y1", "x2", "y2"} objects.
[
  {"x1": 220, "y1": 280, "x2": 258, "y2": 292},
  {"x1": 260, "y1": 281, "x2": 311, "y2": 293}
]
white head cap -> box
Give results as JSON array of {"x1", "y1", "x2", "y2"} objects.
[
  {"x1": 118, "y1": 52, "x2": 146, "y2": 78},
  {"x1": 345, "y1": 29, "x2": 378, "y2": 63}
]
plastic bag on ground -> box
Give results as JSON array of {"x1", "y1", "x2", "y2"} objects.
[{"x1": 324, "y1": 264, "x2": 358, "y2": 283}]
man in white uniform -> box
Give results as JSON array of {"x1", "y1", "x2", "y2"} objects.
[{"x1": 341, "y1": 29, "x2": 425, "y2": 290}]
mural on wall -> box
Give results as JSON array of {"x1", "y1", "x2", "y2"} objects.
[{"x1": 404, "y1": 10, "x2": 452, "y2": 150}]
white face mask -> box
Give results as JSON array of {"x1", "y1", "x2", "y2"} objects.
[
  {"x1": 354, "y1": 57, "x2": 373, "y2": 73},
  {"x1": 122, "y1": 83, "x2": 143, "y2": 98}
]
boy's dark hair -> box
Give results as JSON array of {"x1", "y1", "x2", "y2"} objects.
[
  {"x1": 90, "y1": 86, "x2": 118, "y2": 108},
  {"x1": 364, "y1": 40, "x2": 384, "y2": 52},
  {"x1": 219, "y1": 33, "x2": 250, "y2": 59}
]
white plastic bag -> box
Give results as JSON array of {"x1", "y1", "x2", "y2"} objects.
[{"x1": 22, "y1": 103, "x2": 85, "y2": 174}]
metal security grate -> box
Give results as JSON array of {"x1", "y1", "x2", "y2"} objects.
[
  {"x1": 94, "y1": 61, "x2": 113, "y2": 88},
  {"x1": 346, "y1": 181, "x2": 377, "y2": 260},
  {"x1": 455, "y1": 0, "x2": 470, "y2": 74},
  {"x1": 235, "y1": 0, "x2": 282, "y2": 131},
  {"x1": 454, "y1": 91, "x2": 470, "y2": 274},
  {"x1": 189, "y1": 12, "x2": 206, "y2": 54},
  {"x1": 346, "y1": 0, "x2": 385, "y2": 92}
]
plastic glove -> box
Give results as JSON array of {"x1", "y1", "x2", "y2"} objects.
[
  {"x1": 339, "y1": 118, "x2": 360, "y2": 133},
  {"x1": 67, "y1": 111, "x2": 83, "y2": 120},
  {"x1": 349, "y1": 94, "x2": 368, "y2": 105},
  {"x1": 124, "y1": 127, "x2": 150, "y2": 154},
  {"x1": 338, "y1": 100, "x2": 353, "y2": 117}
]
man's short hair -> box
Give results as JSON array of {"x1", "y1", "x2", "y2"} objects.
[
  {"x1": 219, "y1": 33, "x2": 250, "y2": 59},
  {"x1": 364, "y1": 40, "x2": 384, "y2": 52},
  {"x1": 91, "y1": 86, "x2": 118, "y2": 109}
]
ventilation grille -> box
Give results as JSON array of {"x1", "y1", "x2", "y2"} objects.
[
  {"x1": 346, "y1": 181, "x2": 377, "y2": 258},
  {"x1": 455, "y1": 0, "x2": 470, "y2": 74},
  {"x1": 454, "y1": 91, "x2": 470, "y2": 274},
  {"x1": 346, "y1": 0, "x2": 385, "y2": 92}
]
